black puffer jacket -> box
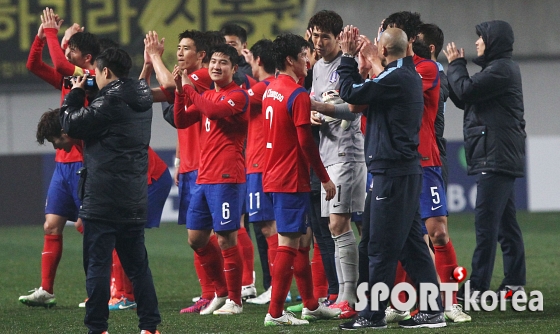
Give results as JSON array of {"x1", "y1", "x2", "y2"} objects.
[
  {"x1": 447, "y1": 20, "x2": 526, "y2": 177},
  {"x1": 60, "y1": 78, "x2": 153, "y2": 224}
]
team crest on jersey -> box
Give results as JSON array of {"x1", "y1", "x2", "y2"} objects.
[
  {"x1": 329, "y1": 71, "x2": 339, "y2": 83},
  {"x1": 248, "y1": 89, "x2": 254, "y2": 96},
  {"x1": 220, "y1": 96, "x2": 225, "y2": 101},
  {"x1": 228, "y1": 99, "x2": 235, "y2": 106},
  {"x1": 191, "y1": 74, "x2": 199, "y2": 81}
]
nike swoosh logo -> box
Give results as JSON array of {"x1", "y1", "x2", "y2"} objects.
[
  {"x1": 431, "y1": 205, "x2": 443, "y2": 210},
  {"x1": 118, "y1": 304, "x2": 136, "y2": 310},
  {"x1": 248, "y1": 212, "x2": 257, "y2": 216},
  {"x1": 375, "y1": 196, "x2": 387, "y2": 200},
  {"x1": 42, "y1": 252, "x2": 52, "y2": 255},
  {"x1": 220, "y1": 220, "x2": 232, "y2": 225},
  {"x1": 224, "y1": 268, "x2": 236, "y2": 272},
  {"x1": 333, "y1": 204, "x2": 341, "y2": 207}
]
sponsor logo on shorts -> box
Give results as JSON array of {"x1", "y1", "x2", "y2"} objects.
[
  {"x1": 375, "y1": 196, "x2": 387, "y2": 200},
  {"x1": 431, "y1": 205, "x2": 443, "y2": 210},
  {"x1": 220, "y1": 220, "x2": 232, "y2": 225},
  {"x1": 249, "y1": 212, "x2": 258, "y2": 216}
]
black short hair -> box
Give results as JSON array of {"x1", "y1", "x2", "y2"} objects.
[
  {"x1": 178, "y1": 29, "x2": 207, "y2": 53},
  {"x1": 418, "y1": 23, "x2": 444, "y2": 58},
  {"x1": 210, "y1": 44, "x2": 239, "y2": 67},
  {"x1": 250, "y1": 39, "x2": 275, "y2": 74},
  {"x1": 202, "y1": 31, "x2": 226, "y2": 63},
  {"x1": 95, "y1": 48, "x2": 132, "y2": 78},
  {"x1": 272, "y1": 33, "x2": 308, "y2": 71},
  {"x1": 98, "y1": 38, "x2": 119, "y2": 52},
  {"x1": 383, "y1": 11, "x2": 423, "y2": 41},
  {"x1": 220, "y1": 23, "x2": 247, "y2": 43},
  {"x1": 68, "y1": 32, "x2": 100, "y2": 61},
  {"x1": 308, "y1": 10, "x2": 343, "y2": 37},
  {"x1": 36, "y1": 108, "x2": 62, "y2": 144}
]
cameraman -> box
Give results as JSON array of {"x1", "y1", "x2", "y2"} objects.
[{"x1": 60, "y1": 48, "x2": 161, "y2": 334}]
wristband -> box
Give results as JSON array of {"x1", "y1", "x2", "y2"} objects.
[
  {"x1": 342, "y1": 53, "x2": 354, "y2": 58},
  {"x1": 174, "y1": 158, "x2": 181, "y2": 168}
]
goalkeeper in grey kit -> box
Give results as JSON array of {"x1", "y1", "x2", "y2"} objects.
[{"x1": 308, "y1": 10, "x2": 367, "y2": 318}]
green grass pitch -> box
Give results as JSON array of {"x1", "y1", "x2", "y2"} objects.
[{"x1": 1, "y1": 212, "x2": 559, "y2": 333}]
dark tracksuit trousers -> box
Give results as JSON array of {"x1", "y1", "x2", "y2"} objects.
[
  {"x1": 358, "y1": 173, "x2": 442, "y2": 321},
  {"x1": 83, "y1": 219, "x2": 161, "y2": 334},
  {"x1": 470, "y1": 172, "x2": 526, "y2": 290}
]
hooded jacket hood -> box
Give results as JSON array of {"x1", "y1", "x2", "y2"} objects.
[
  {"x1": 473, "y1": 20, "x2": 514, "y2": 67},
  {"x1": 102, "y1": 77, "x2": 153, "y2": 112}
]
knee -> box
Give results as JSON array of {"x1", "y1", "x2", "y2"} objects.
[
  {"x1": 188, "y1": 236, "x2": 207, "y2": 250},
  {"x1": 430, "y1": 230, "x2": 448, "y2": 246},
  {"x1": 44, "y1": 216, "x2": 65, "y2": 235}
]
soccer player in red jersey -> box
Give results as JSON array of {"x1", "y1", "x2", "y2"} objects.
[
  {"x1": 140, "y1": 30, "x2": 219, "y2": 313},
  {"x1": 242, "y1": 39, "x2": 280, "y2": 305},
  {"x1": 19, "y1": 7, "x2": 99, "y2": 308},
  {"x1": 261, "y1": 33, "x2": 340, "y2": 326},
  {"x1": 173, "y1": 44, "x2": 249, "y2": 315}
]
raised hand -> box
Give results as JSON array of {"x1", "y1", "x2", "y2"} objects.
[
  {"x1": 172, "y1": 65, "x2": 184, "y2": 94},
  {"x1": 61, "y1": 23, "x2": 84, "y2": 49},
  {"x1": 339, "y1": 25, "x2": 360, "y2": 56},
  {"x1": 41, "y1": 7, "x2": 63, "y2": 31},
  {"x1": 443, "y1": 42, "x2": 464, "y2": 63},
  {"x1": 145, "y1": 31, "x2": 165, "y2": 58}
]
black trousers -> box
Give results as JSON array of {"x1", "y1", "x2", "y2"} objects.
[
  {"x1": 83, "y1": 219, "x2": 161, "y2": 334},
  {"x1": 470, "y1": 172, "x2": 526, "y2": 290},
  {"x1": 308, "y1": 191, "x2": 339, "y2": 296},
  {"x1": 359, "y1": 173, "x2": 442, "y2": 320},
  {"x1": 250, "y1": 224, "x2": 272, "y2": 290},
  {"x1": 357, "y1": 190, "x2": 372, "y2": 286}
]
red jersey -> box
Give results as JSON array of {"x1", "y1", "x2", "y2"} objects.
[
  {"x1": 27, "y1": 31, "x2": 89, "y2": 163},
  {"x1": 147, "y1": 147, "x2": 169, "y2": 184},
  {"x1": 414, "y1": 54, "x2": 441, "y2": 167},
  {"x1": 262, "y1": 74, "x2": 329, "y2": 193},
  {"x1": 189, "y1": 68, "x2": 213, "y2": 92},
  {"x1": 177, "y1": 98, "x2": 201, "y2": 174},
  {"x1": 245, "y1": 75, "x2": 275, "y2": 174},
  {"x1": 174, "y1": 81, "x2": 249, "y2": 184}
]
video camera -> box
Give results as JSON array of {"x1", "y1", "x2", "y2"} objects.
[{"x1": 63, "y1": 75, "x2": 97, "y2": 90}]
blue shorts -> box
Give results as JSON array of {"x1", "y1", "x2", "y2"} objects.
[
  {"x1": 268, "y1": 192, "x2": 309, "y2": 234},
  {"x1": 45, "y1": 162, "x2": 83, "y2": 221},
  {"x1": 187, "y1": 183, "x2": 245, "y2": 232},
  {"x1": 146, "y1": 169, "x2": 173, "y2": 228},
  {"x1": 246, "y1": 173, "x2": 275, "y2": 223},
  {"x1": 178, "y1": 170, "x2": 199, "y2": 225},
  {"x1": 420, "y1": 166, "x2": 448, "y2": 225}
]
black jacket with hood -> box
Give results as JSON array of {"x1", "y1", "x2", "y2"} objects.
[
  {"x1": 60, "y1": 78, "x2": 153, "y2": 224},
  {"x1": 447, "y1": 20, "x2": 526, "y2": 177}
]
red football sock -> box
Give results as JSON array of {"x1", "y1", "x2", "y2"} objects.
[
  {"x1": 41, "y1": 234, "x2": 63, "y2": 294},
  {"x1": 394, "y1": 261, "x2": 409, "y2": 304},
  {"x1": 221, "y1": 244, "x2": 243, "y2": 305},
  {"x1": 265, "y1": 233, "x2": 278, "y2": 277},
  {"x1": 112, "y1": 250, "x2": 122, "y2": 298},
  {"x1": 194, "y1": 237, "x2": 228, "y2": 298},
  {"x1": 311, "y1": 243, "x2": 328, "y2": 299},
  {"x1": 121, "y1": 266, "x2": 134, "y2": 301},
  {"x1": 268, "y1": 246, "x2": 296, "y2": 318},
  {"x1": 237, "y1": 227, "x2": 254, "y2": 286},
  {"x1": 434, "y1": 240, "x2": 459, "y2": 304},
  {"x1": 194, "y1": 253, "x2": 216, "y2": 300},
  {"x1": 294, "y1": 247, "x2": 319, "y2": 311}
]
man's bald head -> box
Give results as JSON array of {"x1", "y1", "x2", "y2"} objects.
[{"x1": 379, "y1": 28, "x2": 408, "y2": 58}]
